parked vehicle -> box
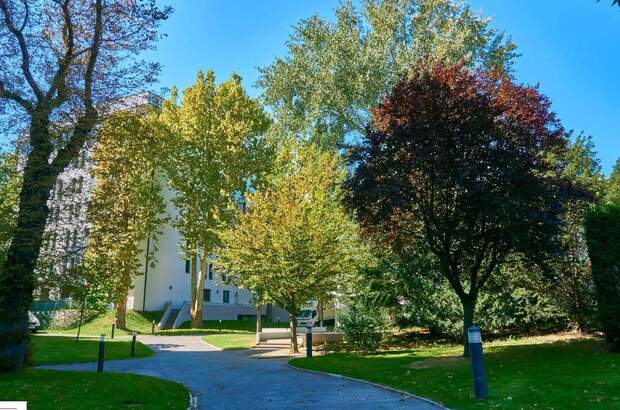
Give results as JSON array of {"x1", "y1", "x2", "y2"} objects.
[
  {"x1": 28, "y1": 311, "x2": 41, "y2": 333},
  {"x1": 296, "y1": 300, "x2": 335, "y2": 327}
]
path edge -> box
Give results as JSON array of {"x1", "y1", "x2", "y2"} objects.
[{"x1": 287, "y1": 362, "x2": 451, "y2": 410}]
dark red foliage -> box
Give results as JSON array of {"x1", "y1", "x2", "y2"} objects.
[{"x1": 346, "y1": 63, "x2": 581, "y2": 353}]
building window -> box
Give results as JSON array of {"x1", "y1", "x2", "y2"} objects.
[
  {"x1": 203, "y1": 288, "x2": 211, "y2": 302},
  {"x1": 208, "y1": 263, "x2": 213, "y2": 280},
  {"x1": 223, "y1": 290, "x2": 230, "y2": 304},
  {"x1": 185, "y1": 259, "x2": 190, "y2": 274}
]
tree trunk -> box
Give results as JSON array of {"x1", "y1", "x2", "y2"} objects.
[
  {"x1": 290, "y1": 312, "x2": 299, "y2": 354},
  {"x1": 75, "y1": 295, "x2": 86, "y2": 343},
  {"x1": 115, "y1": 291, "x2": 128, "y2": 330},
  {"x1": 255, "y1": 304, "x2": 262, "y2": 345},
  {"x1": 0, "y1": 119, "x2": 56, "y2": 370},
  {"x1": 461, "y1": 296, "x2": 476, "y2": 358},
  {"x1": 191, "y1": 253, "x2": 206, "y2": 328}
]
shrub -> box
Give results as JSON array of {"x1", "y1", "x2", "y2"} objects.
[
  {"x1": 367, "y1": 252, "x2": 569, "y2": 340},
  {"x1": 585, "y1": 204, "x2": 620, "y2": 352},
  {"x1": 337, "y1": 301, "x2": 385, "y2": 354}
]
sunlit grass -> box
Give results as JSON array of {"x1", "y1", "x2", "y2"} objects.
[{"x1": 291, "y1": 336, "x2": 620, "y2": 409}]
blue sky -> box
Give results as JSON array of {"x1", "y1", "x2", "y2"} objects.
[{"x1": 152, "y1": 1, "x2": 619, "y2": 173}]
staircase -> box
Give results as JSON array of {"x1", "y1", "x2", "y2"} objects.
[{"x1": 162, "y1": 309, "x2": 179, "y2": 330}]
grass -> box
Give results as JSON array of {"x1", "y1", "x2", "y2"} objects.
[
  {"x1": 31, "y1": 335, "x2": 153, "y2": 365},
  {"x1": 46, "y1": 310, "x2": 162, "y2": 337},
  {"x1": 0, "y1": 369, "x2": 189, "y2": 410},
  {"x1": 178, "y1": 319, "x2": 283, "y2": 331},
  {"x1": 202, "y1": 332, "x2": 255, "y2": 350},
  {"x1": 290, "y1": 336, "x2": 620, "y2": 409},
  {"x1": 47, "y1": 311, "x2": 284, "y2": 336}
]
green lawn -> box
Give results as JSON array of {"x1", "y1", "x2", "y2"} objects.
[
  {"x1": 46, "y1": 310, "x2": 162, "y2": 337},
  {"x1": 290, "y1": 336, "x2": 620, "y2": 409},
  {"x1": 202, "y1": 332, "x2": 255, "y2": 350},
  {"x1": 47, "y1": 311, "x2": 282, "y2": 336},
  {"x1": 179, "y1": 319, "x2": 283, "y2": 331},
  {"x1": 0, "y1": 369, "x2": 188, "y2": 410},
  {"x1": 32, "y1": 335, "x2": 153, "y2": 365}
]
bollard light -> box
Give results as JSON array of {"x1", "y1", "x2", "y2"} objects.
[
  {"x1": 277, "y1": 316, "x2": 280, "y2": 328},
  {"x1": 467, "y1": 326, "x2": 488, "y2": 400},
  {"x1": 130, "y1": 331, "x2": 137, "y2": 356},
  {"x1": 219, "y1": 319, "x2": 222, "y2": 333},
  {"x1": 97, "y1": 335, "x2": 106, "y2": 372},
  {"x1": 111, "y1": 322, "x2": 115, "y2": 339},
  {"x1": 151, "y1": 320, "x2": 155, "y2": 334},
  {"x1": 306, "y1": 324, "x2": 313, "y2": 358}
]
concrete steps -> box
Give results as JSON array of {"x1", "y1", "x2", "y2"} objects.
[{"x1": 162, "y1": 309, "x2": 179, "y2": 330}]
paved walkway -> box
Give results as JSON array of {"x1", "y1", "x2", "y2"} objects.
[{"x1": 43, "y1": 335, "x2": 444, "y2": 410}]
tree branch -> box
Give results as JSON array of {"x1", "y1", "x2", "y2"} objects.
[
  {"x1": 0, "y1": 79, "x2": 32, "y2": 111},
  {"x1": 47, "y1": 0, "x2": 75, "y2": 108},
  {"x1": 0, "y1": 0, "x2": 43, "y2": 100},
  {"x1": 51, "y1": 0, "x2": 103, "y2": 173}
]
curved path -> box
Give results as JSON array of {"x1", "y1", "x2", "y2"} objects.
[{"x1": 44, "y1": 335, "x2": 444, "y2": 410}]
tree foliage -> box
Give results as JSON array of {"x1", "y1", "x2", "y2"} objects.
[
  {"x1": 546, "y1": 135, "x2": 602, "y2": 330},
  {"x1": 337, "y1": 301, "x2": 386, "y2": 354},
  {"x1": 584, "y1": 204, "x2": 620, "y2": 352},
  {"x1": 159, "y1": 71, "x2": 270, "y2": 327},
  {"x1": 215, "y1": 143, "x2": 365, "y2": 352},
  {"x1": 347, "y1": 62, "x2": 581, "y2": 356},
  {"x1": 363, "y1": 250, "x2": 568, "y2": 340},
  {"x1": 605, "y1": 158, "x2": 620, "y2": 205},
  {"x1": 258, "y1": 0, "x2": 517, "y2": 149},
  {"x1": 85, "y1": 110, "x2": 167, "y2": 329},
  {"x1": 0, "y1": 152, "x2": 20, "y2": 262},
  {"x1": 0, "y1": 0, "x2": 170, "y2": 370}
]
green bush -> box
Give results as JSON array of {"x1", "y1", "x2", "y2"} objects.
[
  {"x1": 337, "y1": 302, "x2": 385, "y2": 354},
  {"x1": 585, "y1": 204, "x2": 620, "y2": 352},
  {"x1": 367, "y1": 252, "x2": 569, "y2": 340}
]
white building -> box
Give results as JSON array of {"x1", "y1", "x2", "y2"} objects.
[{"x1": 41, "y1": 92, "x2": 289, "y2": 325}]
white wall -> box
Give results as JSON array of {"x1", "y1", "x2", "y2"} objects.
[{"x1": 129, "y1": 176, "x2": 256, "y2": 315}]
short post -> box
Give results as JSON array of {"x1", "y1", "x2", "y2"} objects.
[
  {"x1": 130, "y1": 331, "x2": 137, "y2": 356},
  {"x1": 467, "y1": 326, "x2": 488, "y2": 399},
  {"x1": 97, "y1": 335, "x2": 106, "y2": 372},
  {"x1": 277, "y1": 316, "x2": 280, "y2": 328},
  {"x1": 219, "y1": 319, "x2": 222, "y2": 333},
  {"x1": 111, "y1": 322, "x2": 115, "y2": 339},
  {"x1": 306, "y1": 325, "x2": 312, "y2": 358},
  {"x1": 151, "y1": 320, "x2": 155, "y2": 334}
]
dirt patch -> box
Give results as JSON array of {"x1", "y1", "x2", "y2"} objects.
[{"x1": 405, "y1": 356, "x2": 468, "y2": 369}]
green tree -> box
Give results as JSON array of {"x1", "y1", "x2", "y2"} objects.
[
  {"x1": 605, "y1": 159, "x2": 620, "y2": 204},
  {"x1": 160, "y1": 71, "x2": 270, "y2": 328},
  {"x1": 258, "y1": 0, "x2": 517, "y2": 149},
  {"x1": 363, "y1": 249, "x2": 568, "y2": 339},
  {"x1": 548, "y1": 135, "x2": 604, "y2": 330},
  {"x1": 215, "y1": 143, "x2": 365, "y2": 352},
  {"x1": 584, "y1": 203, "x2": 620, "y2": 352},
  {"x1": 86, "y1": 111, "x2": 167, "y2": 329},
  {"x1": 0, "y1": 0, "x2": 170, "y2": 370},
  {"x1": 0, "y1": 152, "x2": 20, "y2": 262}
]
